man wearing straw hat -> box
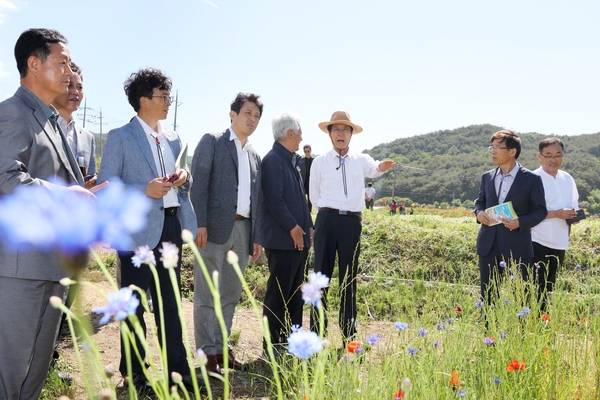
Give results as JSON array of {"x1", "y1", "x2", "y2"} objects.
[{"x1": 309, "y1": 111, "x2": 396, "y2": 344}]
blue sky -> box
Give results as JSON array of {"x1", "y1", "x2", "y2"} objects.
[{"x1": 1, "y1": 0, "x2": 598, "y2": 158}]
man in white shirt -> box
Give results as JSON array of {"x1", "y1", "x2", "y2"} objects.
[
  {"x1": 364, "y1": 182, "x2": 375, "y2": 210},
  {"x1": 531, "y1": 138, "x2": 579, "y2": 311},
  {"x1": 309, "y1": 111, "x2": 395, "y2": 344},
  {"x1": 53, "y1": 62, "x2": 96, "y2": 188}
]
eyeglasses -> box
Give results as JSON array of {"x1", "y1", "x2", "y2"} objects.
[
  {"x1": 539, "y1": 153, "x2": 563, "y2": 160},
  {"x1": 331, "y1": 127, "x2": 352, "y2": 134},
  {"x1": 488, "y1": 146, "x2": 508, "y2": 152},
  {"x1": 151, "y1": 95, "x2": 174, "y2": 104}
]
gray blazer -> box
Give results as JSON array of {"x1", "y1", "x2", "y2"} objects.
[
  {"x1": 97, "y1": 118, "x2": 197, "y2": 251},
  {"x1": 75, "y1": 124, "x2": 96, "y2": 176},
  {"x1": 0, "y1": 87, "x2": 84, "y2": 281},
  {"x1": 190, "y1": 129, "x2": 262, "y2": 253}
]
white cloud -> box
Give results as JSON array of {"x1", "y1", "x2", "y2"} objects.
[
  {"x1": 0, "y1": 0, "x2": 20, "y2": 26},
  {"x1": 201, "y1": 0, "x2": 220, "y2": 9}
]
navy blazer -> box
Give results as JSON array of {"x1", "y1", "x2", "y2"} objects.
[
  {"x1": 261, "y1": 142, "x2": 313, "y2": 250},
  {"x1": 474, "y1": 165, "x2": 547, "y2": 261},
  {"x1": 190, "y1": 129, "x2": 262, "y2": 253}
]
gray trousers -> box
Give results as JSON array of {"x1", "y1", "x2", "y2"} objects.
[
  {"x1": 194, "y1": 220, "x2": 250, "y2": 355},
  {"x1": 0, "y1": 277, "x2": 66, "y2": 400}
]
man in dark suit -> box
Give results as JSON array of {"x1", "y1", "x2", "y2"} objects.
[
  {"x1": 0, "y1": 28, "x2": 90, "y2": 399},
  {"x1": 97, "y1": 68, "x2": 198, "y2": 391},
  {"x1": 474, "y1": 129, "x2": 547, "y2": 305},
  {"x1": 191, "y1": 92, "x2": 263, "y2": 373},
  {"x1": 261, "y1": 112, "x2": 313, "y2": 353},
  {"x1": 54, "y1": 62, "x2": 96, "y2": 189},
  {"x1": 299, "y1": 144, "x2": 313, "y2": 212}
]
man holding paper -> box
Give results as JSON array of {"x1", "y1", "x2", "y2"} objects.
[
  {"x1": 474, "y1": 129, "x2": 547, "y2": 305},
  {"x1": 97, "y1": 68, "x2": 198, "y2": 391}
]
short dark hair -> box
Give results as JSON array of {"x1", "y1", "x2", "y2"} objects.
[
  {"x1": 539, "y1": 137, "x2": 564, "y2": 153},
  {"x1": 14, "y1": 28, "x2": 67, "y2": 78},
  {"x1": 491, "y1": 129, "x2": 521, "y2": 159},
  {"x1": 70, "y1": 62, "x2": 83, "y2": 81},
  {"x1": 327, "y1": 124, "x2": 353, "y2": 134},
  {"x1": 303, "y1": 144, "x2": 311, "y2": 151},
  {"x1": 230, "y1": 92, "x2": 263, "y2": 117},
  {"x1": 124, "y1": 68, "x2": 172, "y2": 112}
]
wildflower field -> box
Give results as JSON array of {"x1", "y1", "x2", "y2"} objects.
[{"x1": 47, "y1": 209, "x2": 600, "y2": 399}]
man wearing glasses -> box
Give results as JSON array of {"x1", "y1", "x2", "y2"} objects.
[
  {"x1": 531, "y1": 138, "x2": 579, "y2": 311},
  {"x1": 474, "y1": 129, "x2": 547, "y2": 306},
  {"x1": 309, "y1": 111, "x2": 395, "y2": 345},
  {"x1": 98, "y1": 68, "x2": 198, "y2": 392}
]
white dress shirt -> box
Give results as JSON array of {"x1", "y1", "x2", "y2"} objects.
[
  {"x1": 310, "y1": 148, "x2": 383, "y2": 212},
  {"x1": 531, "y1": 167, "x2": 579, "y2": 250},
  {"x1": 58, "y1": 115, "x2": 77, "y2": 158},
  {"x1": 137, "y1": 116, "x2": 179, "y2": 208},
  {"x1": 229, "y1": 127, "x2": 252, "y2": 218}
]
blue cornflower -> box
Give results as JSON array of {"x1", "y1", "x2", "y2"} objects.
[
  {"x1": 457, "y1": 389, "x2": 466, "y2": 397},
  {"x1": 287, "y1": 328, "x2": 323, "y2": 359},
  {"x1": 433, "y1": 341, "x2": 439, "y2": 348},
  {"x1": 499, "y1": 261, "x2": 506, "y2": 268},
  {"x1": 418, "y1": 328, "x2": 427, "y2": 337},
  {"x1": 366, "y1": 334, "x2": 381, "y2": 345},
  {"x1": 301, "y1": 272, "x2": 330, "y2": 308},
  {"x1": 291, "y1": 324, "x2": 302, "y2": 333},
  {"x1": 483, "y1": 337, "x2": 495, "y2": 345},
  {"x1": 494, "y1": 378, "x2": 501, "y2": 384},
  {"x1": 475, "y1": 301, "x2": 484, "y2": 308},
  {"x1": 395, "y1": 322, "x2": 408, "y2": 331},
  {"x1": 407, "y1": 347, "x2": 419, "y2": 356},
  {"x1": 0, "y1": 178, "x2": 150, "y2": 255},
  {"x1": 131, "y1": 245, "x2": 155, "y2": 267},
  {"x1": 436, "y1": 322, "x2": 447, "y2": 330},
  {"x1": 595, "y1": 249, "x2": 600, "y2": 254},
  {"x1": 159, "y1": 242, "x2": 179, "y2": 269},
  {"x1": 92, "y1": 287, "x2": 140, "y2": 325},
  {"x1": 503, "y1": 299, "x2": 510, "y2": 305},
  {"x1": 408, "y1": 281, "x2": 414, "y2": 287},
  {"x1": 446, "y1": 318, "x2": 455, "y2": 324},
  {"x1": 516, "y1": 307, "x2": 531, "y2": 317},
  {"x1": 499, "y1": 331, "x2": 508, "y2": 339},
  {"x1": 576, "y1": 264, "x2": 582, "y2": 271},
  {"x1": 534, "y1": 262, "x2": 540, "y2": 270}
]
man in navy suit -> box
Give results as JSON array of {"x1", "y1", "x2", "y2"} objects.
[
  {"x1": 98, "y1": 68, "x2": 198, "y2": 391},
  {"x1": 474, "y1": 129, "x2": 547, "y2": 305},
  {"x1": 191, "y1": 93, "x2": 263, "y2": 373},
  {"x1": 261, "y1": 112, "x2": 313, "y2": 353}
]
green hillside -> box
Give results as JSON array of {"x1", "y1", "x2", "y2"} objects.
[{"x1": 364, "y1": 124, "x2": 600, "y2": 205}]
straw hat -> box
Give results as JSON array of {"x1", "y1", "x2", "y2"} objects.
[{"x1": 318, "y1": 111, "x2": 363, "y2": 134}]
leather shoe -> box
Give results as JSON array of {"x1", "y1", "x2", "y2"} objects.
[
  {"x1": 178, "y1": 374, "x2": 207, "y2": 393},
  {"x1": 217, "y1": 349, "x2": 247, "y2": 371},
  {"x1": 204, "y1": 354, "x2": 221, "y2": 375}
]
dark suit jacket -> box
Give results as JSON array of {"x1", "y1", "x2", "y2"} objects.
[
  {"x1": 474, "y1": 165, "x2": 547, "y2": 261},
  {"x1": 0, "y1": 87, "x2": 83, "y2": 281},
  {"x1": 190, "y1": 129, "x2": 261, "y2": 253},
  {"x1": 261, "y1": 142, "x2": 313, "y2": 250},
  {"x1": 299, "y1": 156, "x2": 313, "y2": 191}
]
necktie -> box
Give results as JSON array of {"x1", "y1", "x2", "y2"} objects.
[{"x1": 151, "y1": 133, "x2": 167, "y2": 177}]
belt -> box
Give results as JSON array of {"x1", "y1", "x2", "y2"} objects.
[
  {"x1": 235, "y1": 214, "x2": 248, "y2": 221},
  {"x1": 164, "y1": 207, "x2": 178, "y2": 216},
  {"x1": 319, "y1": 207, "x2": 362, "y2": 220}
]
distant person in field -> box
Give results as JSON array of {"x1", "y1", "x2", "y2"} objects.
[
  {"x1": 364, "y1": 182, "x2": 375, "y2": 210},
  {"x1": 390, "y1": 199, "x2": 397, "y2": 215},
  {"x1": 300, "y1": 144, "x2": 314, "y2": 212},
  {"x1": 531, "y1": 138, "x2": 579, "y2": 312},
  {"x1": 309, "y1": 110, "x2": 395, "y2": 344},
  {"x1": 474, "y1": 129, "x2": 547, "y2": 306}
]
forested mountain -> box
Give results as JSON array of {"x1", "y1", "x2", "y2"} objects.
[{"x1": 363, "y1": 124, "x2": 600, "y2": 205}]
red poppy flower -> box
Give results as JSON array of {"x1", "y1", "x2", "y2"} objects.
[
  {"x1": 393, "y1": 389, "x2": 405, "y2": 400},
  {"x1": 581, "y1": 317, "x2": 589, "y2": 323},
  {"x1": 506, "y1": 359, "x2": 525, "y2": 371},
  {"x1": 450, "y1": 370, "x2": 460, "y2": 387},
  {"x1": 455, "y1": 305, "x2": 463, "y2": 315},
  {"x1": 346, "y1": 340, "x2": 362, "y2": 354},
  {"x1": 541, "y1": 314, "x2": 550, "y2": 322}
]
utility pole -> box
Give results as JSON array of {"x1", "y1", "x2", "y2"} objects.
[
  {"x1": 77, "y1": 98, "x2": 96, "y2": 128},
  {"x1": 172, "y1": 90, "x2": 181, "y2": 132}
]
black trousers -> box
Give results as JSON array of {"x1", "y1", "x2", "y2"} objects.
[
  {"x1": 263, "y1": 248, "x2": 308, "y2": 347},
  {"x1": 118, "y1": 214, "x2": 190, "y2": 377},
  {"x1": 310, "y1": 211, "x2": 361, "y2": 343},
  {"x1": 532, "y1": 241, "x2": 565, "y2": 312},
  {"x1": 478, "y1": 239, "x2": 530, "y2": 306}
]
